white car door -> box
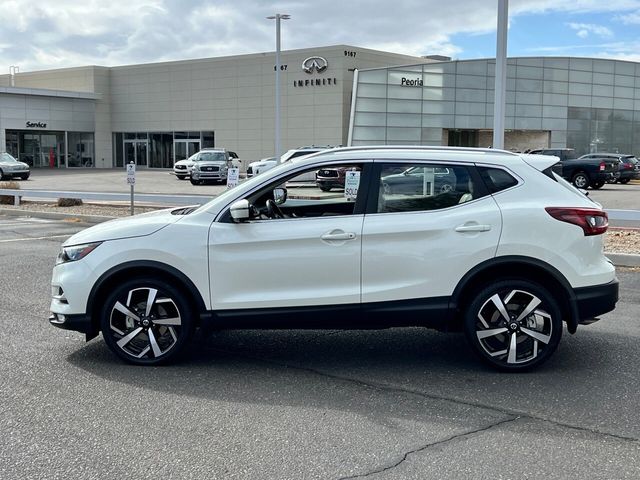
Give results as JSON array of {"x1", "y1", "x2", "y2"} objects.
[
  {"x1": 208, "y1": 161, "x2": 370, "y2": 311},
  {"x1": 361, "y1": 161, "x2": 502, "y2": 304}
]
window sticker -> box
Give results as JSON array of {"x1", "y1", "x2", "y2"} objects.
[{"x1": 344, "y1": 170, "x2": 361, "y2": 200}]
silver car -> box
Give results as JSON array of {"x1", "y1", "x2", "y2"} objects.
[
  {"x1": 190, "y1": 150, "x2": 233, "y2": 185},
  {"x1": 0, "y1": 152, "x2": 30, "y2": 180}
]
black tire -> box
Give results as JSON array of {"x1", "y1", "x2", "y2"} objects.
[
  {"x1": 177, "y1": 175, "x2": 186, "y2": 180},
  {"x1": 319, "y1": 185, "x2": 332, "y2": 192},
  {"x1": 620, "y1": 178, "x2": 630, "y2": 184},
  {"x1": 0, "y1": 169, "x2": 6, "y2": 181},
  {"x1": 463, "y1": 279, "x2": 563, "y2": 372},
  {"x1": 190, "y1": 178, "x2": 201, "y2": 185},
  {"x1": 19, "y1": 174, "x2": 29, "y2": 180},
  {"x1": 571, "y1": 172, "x2": 589, "y2": 189},
  {"x1": 591, "y1": 181, "x2": 605, "y2": 189},
  {"x1": 100, "y1": 277, "x2": 194, "y2": 365}
]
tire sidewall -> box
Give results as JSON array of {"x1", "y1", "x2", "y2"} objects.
[
  {"x1": 572, "y1": 172, "x2": 589, "y2": 189},
  {"x1": 463, "y1": 279, "x2": 563, "y2": 372},
  {"x1": 100, "y1": 277, "x2": 194, "y2": 365}
]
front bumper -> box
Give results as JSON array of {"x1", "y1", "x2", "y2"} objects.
[
  {"x1": 573, "y1": 278, "x2": 619, "y2": 323},
  {"x1": 192, "y1": 171, "x2": 227, "y2": 181}
]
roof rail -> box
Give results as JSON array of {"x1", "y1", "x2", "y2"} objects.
[{"x1": 327, "y1": 145, "x2": 518, "y2": 156}]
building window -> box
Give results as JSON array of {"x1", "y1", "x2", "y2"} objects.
[{"x1": 67, "y1": 132, "x2": 95, "y2": 167}]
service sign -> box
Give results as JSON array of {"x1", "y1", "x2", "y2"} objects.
[
  {"x1": 226, "y1": 168, "x2": 240, "y2": 189},
  {"x1": 126, "y1": 163, "x2": 136, "y2": 185},
  {"x1": 344, "y1": 170, "x2": 360, "y2": 200}
]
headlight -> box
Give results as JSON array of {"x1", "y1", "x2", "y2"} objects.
[
  {"x1": 192, "y1": 163, "x2": 200, "y2": 170},
  {"x1": 56, "y1": 242, "x2": 102, "y2": 265}
]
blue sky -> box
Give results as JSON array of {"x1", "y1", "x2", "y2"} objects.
[
  {"x1": 1, "y1": 1, "x2": 639, "y2": 71},
  {"x1": 453, "y1": 8, "x2": 640, "y2": 61}
]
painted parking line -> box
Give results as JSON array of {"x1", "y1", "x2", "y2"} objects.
[{"x1": 0, "y1": 234, "x2": 71, "y2": 243}]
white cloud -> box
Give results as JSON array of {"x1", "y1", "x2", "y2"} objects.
[
  {"x1": 567, "y1": 22, "x2": 614, "y2": 38},
  {"x1": 0, "y1": 0, "x2": 639, "y2": 71},
  {"x1": 615, "y1": 9, "x2": 640, "y2": 23}
]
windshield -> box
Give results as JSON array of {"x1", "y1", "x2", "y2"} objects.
[
  {"x1": 197, "y1": 152, "x2": 226, "y2": 162},
  {"x1": 0, "y1": 152, "x2": 18, "y2": 163}
]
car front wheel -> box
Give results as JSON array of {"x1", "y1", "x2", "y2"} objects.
[
  {"x1": 100, "y1": 278, "x2": 194, "y2": 365},
  {"x1": 463, "y1": 279, "x2": 562, "y2": 371}
]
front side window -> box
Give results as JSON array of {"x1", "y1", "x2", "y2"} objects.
[
  {"x1": 376, "y1": 163, "x2": 478, "y2": 213},
  {"x1": 228, "y1": 162, "x2": 367, "y2": 222}
]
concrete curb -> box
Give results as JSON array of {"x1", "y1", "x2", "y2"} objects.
[
  {"x1": 606, "y1": 253, "x2": 640, "y2": 268},
  {"x1": 0, "y1": 208, "x2": 114, "y2": 224},
  {"x1": 2, "y1": 207, "x2": 639, "y2": 268}
]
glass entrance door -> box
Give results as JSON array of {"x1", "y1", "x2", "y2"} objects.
[
  {"x1": 124, "y1": 140, "x2": 148, "y2": 167},
  {"x1": 173, "y1": 140, "x2": 200, "y2": 164}
]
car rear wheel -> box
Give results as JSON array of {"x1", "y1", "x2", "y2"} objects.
[
  {"x1": 100, "y1": 278, "x2": 194, "y2": 365},
  {"x1": 571, "y1": 172, "x2": 589, "y2": 189},
  {"x1": 620, "y1": 178, "x2": 630, "y2": 184},
  {"x1": 463, "y1": 279, "x2": 562, "y2": 371},
  {"x1": 591, "y1": 181, "x2": 605, "y2": 189}
]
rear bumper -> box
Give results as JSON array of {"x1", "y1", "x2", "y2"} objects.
[
  {"x1": 593, "y1": 172, "x2": 617, "y2": 183},
  {"x1": 573, "y1": 278, "x2": 619, "y2": 323}
]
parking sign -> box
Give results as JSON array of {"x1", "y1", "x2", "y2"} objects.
[
  {"x1": 126, "y1": 163, "x2": 136, "y2": 185},
  {"x1": 344, "y1": 170, "x2": 360, "y2": 200}
]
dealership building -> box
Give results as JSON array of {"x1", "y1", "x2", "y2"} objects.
[
  {"x1": 0, "y1": 45, "x2": 429, "y2": 169},
  {"x1": 1, "y1": 45, "x2": 640, "y2": 170}
]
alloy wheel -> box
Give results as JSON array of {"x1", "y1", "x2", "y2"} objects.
[
  {"x1": 465, "y1": 281, "x2": 562, "y2": 371},
  {"x1": 107, "y1": 287, "x2": 183, "y2": 361}
]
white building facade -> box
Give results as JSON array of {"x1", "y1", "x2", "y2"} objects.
[{"x1": 0, "y1": 45, "x2": 428, "y2": 169}]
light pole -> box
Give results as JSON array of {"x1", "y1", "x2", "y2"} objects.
[
  {"x1": 267, "y1": 13, "x2": 290, "y2": 163},
  {"x1": 492, "y1": 0, "x2": 508, "y2": 150}
]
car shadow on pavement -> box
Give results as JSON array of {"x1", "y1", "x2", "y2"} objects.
[{"x1": 64, "y1": 325, "x2": 626, "y2": 422}]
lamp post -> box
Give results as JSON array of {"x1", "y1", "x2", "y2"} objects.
[
  {"x1": 492, "y1": 0, "x2": 508, "y2": 150},
  {"x1": 267, "y1": 13, "x2": 290, "y2": 163}
]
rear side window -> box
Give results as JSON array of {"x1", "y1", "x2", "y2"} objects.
[{"x1": 478, "y1": 167, "x2": 518, "y2": 193}]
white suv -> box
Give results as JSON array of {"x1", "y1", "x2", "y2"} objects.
[{"x1": 49, "y1": 147, "x2": 618, "y2": 371}]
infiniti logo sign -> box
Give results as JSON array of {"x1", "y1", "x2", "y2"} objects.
[{"x1": 302, "y1": 56, "x2": 328, "y2": 74}]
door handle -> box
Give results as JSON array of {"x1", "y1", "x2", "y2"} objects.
[
  {"x1": 321, "y1": 231, "x2": 356, "y2": 241},
  {"x1": 455, "y1": 224, "x2": 492, "y2": 232}
]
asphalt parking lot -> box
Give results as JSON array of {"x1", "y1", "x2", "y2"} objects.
[
  {"x1": 1, "y1": 216, "x2": 639, "y2": 479},
  {"x1": 9, "y1": 168, "x2": 640, "y2": 211}
]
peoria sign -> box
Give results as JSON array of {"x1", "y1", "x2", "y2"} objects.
[
  {"x1": 400, "y1": 76, "x2": 423, "y2": 87},
  {"x1": 293, "y1": 56, "x2": 337, "y2": 88}
]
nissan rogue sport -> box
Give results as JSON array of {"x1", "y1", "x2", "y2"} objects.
[{"x1": 49, "y1": 146, "x2": 618, "y2": 371}]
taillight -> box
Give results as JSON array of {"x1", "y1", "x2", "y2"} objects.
[
  {"x1": 599, "y1": 162, "x2": 605, "y2": 171},
  {"x1": 624, "y1": 163, "x2": 632, "y2": 170},
  {"x1": 545, "y1": 207, "x2": 608, "y2": 236}
]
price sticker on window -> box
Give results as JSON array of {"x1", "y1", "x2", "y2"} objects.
[{"x1": 344, "y1": 170, "x2": 360, "y2": 200}]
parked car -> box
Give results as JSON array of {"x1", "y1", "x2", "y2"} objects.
[
  {"x1": 0, "y1": 152, "x2": 30, "y2": 180},
  {"x1": 190, "y1": 149, "x2": 237, "y2": 185},
  {"x1": 49, "y1": 146, "x2": 618, "y2": 371},
  {"x1": 528, "y1": 148, "x2": 617, "y2": 189},
  {"x1": 315, "y1": 165, "x2": 360, "y2": 191},
  {"x1": 281, "y1": 145, "x2": 341, "y2": 183},
  {"x1": 380, "y1": 166, "x2": 458, "y2": 195},
  {"x1": 246, "y1": 157, "x2": 277, "y2": 178},
  {"x1": 173, "y1": 149, "x2": 241, "y2": 180},
  {"x1": 579, "y1": 153, "x2": 640, "y2": 184}
]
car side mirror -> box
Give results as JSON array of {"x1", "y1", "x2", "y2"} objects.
[
  {"x1": 230, "y1": 199, "x2": 251, "y2": 222},
  {"x1": 273, "y1": 187, "x2": 287, "y2": 205}
]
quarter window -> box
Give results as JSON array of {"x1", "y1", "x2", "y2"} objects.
[
  {"x1": 376, "y1": 164, "x2": 477, "y2": 213},
  {"x1": 478, "y1": 167, "x2": 518, "y2": 193}
]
